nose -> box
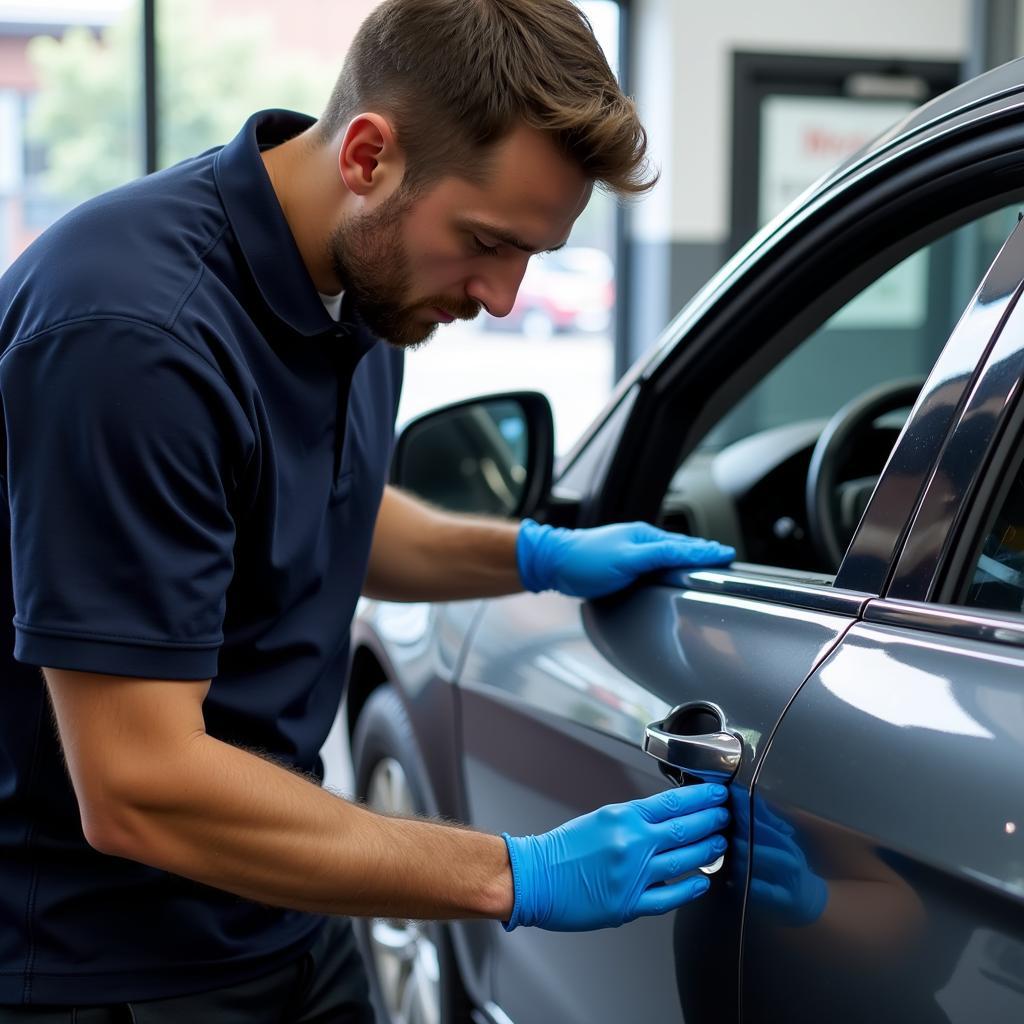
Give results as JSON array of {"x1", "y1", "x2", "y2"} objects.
[{"x1": 466, "y1": 259, "x2": 529, "y2": 319}]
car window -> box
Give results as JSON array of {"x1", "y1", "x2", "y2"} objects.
[
  {"x1": 658, "y1": 203, "x2": 1022, "y2": 577},
  {"x1": 960, "y1": 452, "x2": 1024, "y2": 613}
]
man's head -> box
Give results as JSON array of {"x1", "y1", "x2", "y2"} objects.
[{"x1": 313, "y1": 0, "x2": 657, "y2": 348}]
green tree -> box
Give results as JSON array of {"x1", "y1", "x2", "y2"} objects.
[{"x1": 27, "y1": 0, "x2": 337, "y2": 203}]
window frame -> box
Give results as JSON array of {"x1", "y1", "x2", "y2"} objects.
[
  {"x1": 664, "y1": 207, "x2": 1024, "y2": 643},
  {"x1": 586, "y1": 128, "x2": 1024, "y2": 603},
  {"x1": 882, "y1": 220, "x2": 1024, "y2": 617}
]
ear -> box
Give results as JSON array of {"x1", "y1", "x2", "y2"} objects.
[{"x1": 338, "y1": 113, "x2": 404, "y2": 197}]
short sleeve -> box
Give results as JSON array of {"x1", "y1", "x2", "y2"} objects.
[{"x1": 0, "y1": 319, "x2": 254, "y2": 679}]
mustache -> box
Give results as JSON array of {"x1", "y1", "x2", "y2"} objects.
[{"x1": 419, "y1": 296, "x2": 482, "y2": 321}]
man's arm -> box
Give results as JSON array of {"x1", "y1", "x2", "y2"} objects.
[
  {"x1": 363, "y1": 485, "x2": 737, "y2": 604},
  {"x1": 45, "y1": 666, "x2": 728, "y2": 930},
  {"x1": 363, "y1": 485, "x2": 521, "y2": 602},
  {"x1": 46, "y1": 667, "x2": 513, "y2": 920}
]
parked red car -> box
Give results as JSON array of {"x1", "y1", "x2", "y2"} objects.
[{"x1": 481, "y1": 245, "x2": 614, "y2": 337}]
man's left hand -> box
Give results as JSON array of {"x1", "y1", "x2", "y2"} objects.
[{"x1": 516, "y1": 519, "x2": 735, "y2": 599}]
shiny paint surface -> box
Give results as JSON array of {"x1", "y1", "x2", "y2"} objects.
[
  {"x1": 673, "y1": 567, "x2": 869, "y2": 616},
  {"x1": 455, "y1": 583, "x2": 854, "y2": 1024},
  {"x1": 745, "y1": 621, "x2": 1024, "y2": 1023},
  {"x1": 353, "y1": 601, "x2": 475, "y2": 820}
]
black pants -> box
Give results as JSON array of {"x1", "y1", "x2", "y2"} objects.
[{"x1": 0, "y1": 917, "x2": 376, "y2": 1023}]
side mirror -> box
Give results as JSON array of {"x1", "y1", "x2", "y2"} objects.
[{"x1": 391, "y1": 392, "x2": 554, "y2": 519}]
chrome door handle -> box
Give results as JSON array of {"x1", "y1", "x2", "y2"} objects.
[
  {"x1": 643, "y1": 702, "x2": 742, "y2": 783},
  {"x1": 643, "y1": 702, "x2": 741, "y2": 876}
]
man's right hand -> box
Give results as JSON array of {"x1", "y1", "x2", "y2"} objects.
[
  {"x1": 43, "y1": 664, "x2": 725, "y2": 928},
  {"x1": 502, "y1": 784, "x2": 730, "y2": 931}
]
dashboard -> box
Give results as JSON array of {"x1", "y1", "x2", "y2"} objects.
[{"x1": 659, "y1": 419, "x2": 903, "y2": 573}]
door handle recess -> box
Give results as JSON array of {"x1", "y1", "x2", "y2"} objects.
[{"x1": 643, "y1": 701, "x2": 742, "y2": 782}]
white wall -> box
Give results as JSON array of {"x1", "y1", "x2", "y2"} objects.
[{"x1": 631, "y1": 0, "x2": 969, "y2": 246}]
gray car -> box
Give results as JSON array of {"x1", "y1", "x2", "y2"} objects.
[{"x1": 345, "y1": 56, "x2": 1024, "y2": 1024}]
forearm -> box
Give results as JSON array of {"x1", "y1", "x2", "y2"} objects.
[
  {"x1": 364, "y1": 486, "x2": 521, "y2": 602},
  {"x1": 364, "y1": 487, "x2": 735, "y2": 603},
  {"x1": 93, "y1": 731, "x2": 513, "y2": 921}
]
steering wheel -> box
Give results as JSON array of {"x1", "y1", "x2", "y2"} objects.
[{"x1": 805, "y1": 378, "x2": 924, "y2": 571}]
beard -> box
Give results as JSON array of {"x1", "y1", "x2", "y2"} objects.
[{"x1": 327, "y1": 191, "x2": 481, "y2": 350}]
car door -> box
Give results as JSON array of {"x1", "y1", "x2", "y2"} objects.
[
  {"x1": 742, "y1": 219, "x2": 1024, "y2": 1022},
  {"x1": 454, "y1": 202, "x2": 1024, "y2": 1024},
  {"x1": 457, "y1": 573, "x2": 862, "y2": 1024}
]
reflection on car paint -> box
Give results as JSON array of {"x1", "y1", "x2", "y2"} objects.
[
  {"x1": 746, "y1": 620, "x2": 1024, "y2": 1021},
  {"x1": 818, "y1": 638, "x2": 995, "y2": 738}
]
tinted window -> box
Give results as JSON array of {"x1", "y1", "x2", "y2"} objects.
[{"x1": 963, "y1": 459, "x2": 1024, "y2": 613}]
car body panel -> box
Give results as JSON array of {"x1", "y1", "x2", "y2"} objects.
[
  {"x1": 744, "y1": 620, "x2": 1024, "y2": 1023},
  {"x1": 455, "y1": 582, "x2": 858, "y2": 1024},
  {"x1": 742, "y1": 215, "x2": 1024, "y2": 1022}
]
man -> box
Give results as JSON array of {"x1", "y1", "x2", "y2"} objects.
[{"x1": 0, "y1": 0, "x2": 734, "y2": 1018}]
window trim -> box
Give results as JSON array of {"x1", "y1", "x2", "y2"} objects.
[
  {"x1": 863, "y1": 596, "x2": 1024, "y2": 648},
  {"x1": 920, "y1": 328, "x2": 1024, "y2": 610},
  {"x1": 886, "y1": 215, "x2": 1024, "y2": 605},
  {"x1": 669, "y1": 566, "x2": 870, "y2": 618}
]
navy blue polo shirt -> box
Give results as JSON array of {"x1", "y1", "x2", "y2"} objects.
[{"x1": 0, "y1": 111, "x2": 404, "y2": 1004}]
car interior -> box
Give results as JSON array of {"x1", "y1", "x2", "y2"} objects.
[
  {"x1": 656, "y1": 202, "x2": 1024, "y2": 578},
  {"x1": 964, "y1": 450, "x2": 1024, "y2": 612}
]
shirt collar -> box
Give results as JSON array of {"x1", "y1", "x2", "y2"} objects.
[{"x1": 214, "y1": 110, "x2": 372, "y2": 350}]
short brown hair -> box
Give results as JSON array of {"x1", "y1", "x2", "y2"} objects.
[{"x1": 317, "y1": 0, "x2": 657, "y2": 197}]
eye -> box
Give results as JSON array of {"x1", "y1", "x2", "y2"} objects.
[{"x1": 471, "y1": 235, "x2": 501, "y2": 256}]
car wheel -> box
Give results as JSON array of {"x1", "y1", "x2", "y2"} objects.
[{"x1": 351, "y1": 685, "x2": 473, "y2": 1024}]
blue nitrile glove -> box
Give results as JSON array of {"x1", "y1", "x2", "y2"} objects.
[
  {"x1": 734, "y1": 796, "x2": 828, "y2": 927},
  {"x1": 516, "y1": 519, "x2": 736, "y2": 598},
  {"x1": 501, "y1": 784, "x2": 730, "y2": 932}
]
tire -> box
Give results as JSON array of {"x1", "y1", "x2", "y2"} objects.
[{"x1": 351, "y1": 685, "x2": 473, "y2": 1024}]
